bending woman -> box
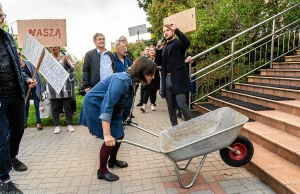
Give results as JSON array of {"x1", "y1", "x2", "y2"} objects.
[{"x1": 79, "y1": 56, "x2": 156, "y2": 181}]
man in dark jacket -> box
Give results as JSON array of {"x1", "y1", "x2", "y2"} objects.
[
  {"x1": 0, "y1": 4, "x2": 36, "y2": 193},
  {"x1": 155, "y1": 23, "x2": 192, "y2": 126},
  {"x1": 82, "y1": 33, "x2": 116, "y2": 93}
]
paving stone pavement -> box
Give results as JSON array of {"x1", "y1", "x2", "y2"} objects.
[{"x1": 12, "y1": 94, "x2": 276, "y2": 194}]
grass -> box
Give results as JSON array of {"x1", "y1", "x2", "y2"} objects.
[{"x1": 27, "y1": 92, "x2": 84, "y2": 127}]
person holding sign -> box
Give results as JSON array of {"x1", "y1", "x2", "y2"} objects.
[
  {"x1": 0, "y1": 3, "x2": 36, "y2": 194},
  {"x1": 46, "y1": 46, "x2": 75, "y2": 134},
  {"x1": 155, "y1": 23, "x2": 192, "y2": 126},
  {"x1": 79, "y1": 56, "x2": 156, "y2": 182},
  {"x1": 18, "y1": 52, "x2": 44, "y2": 131}
]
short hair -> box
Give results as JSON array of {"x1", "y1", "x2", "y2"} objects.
[
  {"x1": 119, "y1": 36, "x2": 127, "y2": 42},
  {"x1": 149, "y1": 45, "x2": 155, "y2": 50},
  {"x1": 127, "y1": 56, "x2": 156, "y2": 84},
  {"x1": 116, "y1": 42, "x2": 126, "y2": 50},
  {"x1": 93, "y1": 33, "x2": 105, "y2": 42}
]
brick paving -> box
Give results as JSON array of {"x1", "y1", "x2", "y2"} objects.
[{"x1": 12, "y1": 94, "x2": 276, "y2": 194}]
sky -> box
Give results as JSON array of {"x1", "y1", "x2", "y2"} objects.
[{"x1": 2, "y1": 0, "x2": 151, "y2": 59}]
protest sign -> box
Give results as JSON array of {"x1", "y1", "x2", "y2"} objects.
[
  {"x1": 22, "y1": 33, "x2": 69, "y2": 94},
  {"x1": 18, "y1": 19, "x2": 67, "y2": 48},
  {"x1": 163, "y1": 8, "x2": 196, "y2": 33}
]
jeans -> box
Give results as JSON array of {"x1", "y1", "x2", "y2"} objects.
[
  {"x1": 164, "y1": 76, "x2": 192, "y2": 126},
  {"x1": 25, "y1": 88, "x2": 41, "y2": 124},
  {"x1": 0, "y1": 97, "x2": 25, "y2": 179}
]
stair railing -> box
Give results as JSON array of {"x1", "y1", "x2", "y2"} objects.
[{"x1": 189, "y1": 3, "x2": 300, "y2": 105}]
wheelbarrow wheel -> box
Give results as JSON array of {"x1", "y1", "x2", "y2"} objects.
[{"x1": 219, "y1": 135, "x2": 253, "y2": 167}]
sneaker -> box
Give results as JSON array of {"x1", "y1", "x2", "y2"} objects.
[
  {"x1": 140, "y1": 105, "x2": 146, "y2": 112},
  {"x1": 136, "y1": 102, "x2": 143, "y2": 106},
  {"x1": 0, "y1": 180, "x2": 23, "y2": 194},
  {"x1": 67, "y1": 125, "x2": 75, "y2": 132},
  {"x1": 54, "y1": 126, "x2": 61, "y2": 134},
  {"x1": 151, "y1": 105, "x2": 156, "y2": 111},
  {"x1": 11, "y1": 158, "x2": 27, "y2": 172}
]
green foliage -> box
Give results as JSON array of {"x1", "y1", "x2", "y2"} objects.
[
  {"x1": 127, "y1": 41, "x2": 146, "y2": 60},
  {"x1": 137, "y1": 0, "x2": 152, "y2": 12},
  {"x1": 145, "y1": 0, "x2": 300, "y2": 55}
]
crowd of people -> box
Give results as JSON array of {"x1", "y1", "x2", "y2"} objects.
[{"x1": 0, "y1": 2, "x2": 195, "y2": 193}]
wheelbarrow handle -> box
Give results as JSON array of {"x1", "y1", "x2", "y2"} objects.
[
  {"x1": 116, "y1": 139, "x2": 161, "y2": 154},
  {"x1": 129, "y1": 123, "x2": 159, "y2": 137}
]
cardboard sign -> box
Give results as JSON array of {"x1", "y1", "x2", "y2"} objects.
[
  {"x1": 128, "y1": 24, "x2": 147, "y2": 36},
  {"x1": 22, "y1": 33, "x2": 69, "y2": 94},
  {"x1": 18, "y1": 19, "x2": 67, "y2": 48},
  {"x1": 163, "y1": 8, "x2": 196, "y2": 33}
]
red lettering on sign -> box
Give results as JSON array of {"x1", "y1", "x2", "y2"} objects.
[
  {"x1": 44, "y1": 28, "x2": 49, "y2": 37},
  {"x1": 28, "y1": 28, "x2": 61, "y2": 39},
  {"x1": 36, "y1": 29, "x2": 42, "y2": 36}
]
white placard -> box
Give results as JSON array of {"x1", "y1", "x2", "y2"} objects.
[
  {"x1": 22, "y1": 33, "x2": 69, "y2": 94},
  {"x1": 128, "y1": 24, "x2": 147, "y2": 36}
]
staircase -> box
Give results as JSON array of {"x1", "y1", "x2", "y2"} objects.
[{"x1": 194, "y1": 49, "x2": 300, "y2": 194}]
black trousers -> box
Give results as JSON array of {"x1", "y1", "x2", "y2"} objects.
[
  {"x1": 50, "y1": 98, "x2": 72, "y2": 126},
  {"x1": 143, "y1": 87, "x2": 157, "y2": 105},
  {"x1": 5, "y1": 97, "x2": 25, "y2": 159},
  {"x1": 139, "y1": 85, "x2": 145, "y2": 103}
]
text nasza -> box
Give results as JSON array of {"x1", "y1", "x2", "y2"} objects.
[{"x1": 29, "y1": 28, "x2": 61, "y2": 39}]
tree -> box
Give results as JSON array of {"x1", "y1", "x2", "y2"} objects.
[{"x1": 137, "y1": 0, "x2": 152, "y2": 12}]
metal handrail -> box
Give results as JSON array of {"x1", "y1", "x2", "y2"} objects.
[{"x1": 189, "y1": 3, "x2": 300, "y2": 104}]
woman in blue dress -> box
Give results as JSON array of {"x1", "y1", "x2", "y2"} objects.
[{"x1": 79, "y1": 56, "x2": 156, "y2": 181}]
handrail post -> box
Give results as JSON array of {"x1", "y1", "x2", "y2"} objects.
[
  {"x1": 270, "y1": 18, "x2": 276, "y2": 68},
  {"x1": 230, "y1": 40, "x2": 235, "y2": 89},
  {"x1": 189, "y1": 62, "x2": 192, "y2": 110}
]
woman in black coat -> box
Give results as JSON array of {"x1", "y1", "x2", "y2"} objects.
[{"x1": 140, "y1": 45, "x2": 160, "y2": 112}]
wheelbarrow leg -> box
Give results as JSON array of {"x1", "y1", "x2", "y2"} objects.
[
  {"x1": 177, "y1": 158, "x2": 193, "y2": 170},
  {"x1": 167, "y1": 155, "x2": 207, "y2": 189}
]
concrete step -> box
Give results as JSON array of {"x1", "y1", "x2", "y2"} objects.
[
  {"x1": 297, "y1": 50, "x2": 300, "y2": 55},
  {"x1": 235, "y1": 82, "x2": 300, "y2": 100},
  {"x1": 284, "y1": 55, "x2": 300, "y2": 62},
  {"x1": 248, "y1": 75, "x2": 300, "y2": 87},
  {"x1": 273, "y1": 62, "x2": 300, "y2": 69},
  {"x1": 246, "y1": 143, "x2": 300, "y2": 194},
  {"x1": 260, "y1": 69, "x2": 300, "y2": 77},
  {"x1": 221, "y1": 89, "x2": 300, "y2": 117},
  {"x1": 208, "y1": 96, "x2": 300, "y2": 138},
  {"x1": 241, "y1": 121, "x2": 300, "y2": 167}
]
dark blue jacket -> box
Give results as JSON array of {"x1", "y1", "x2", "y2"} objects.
[
  {"x1": 155, "y1": 28, "x2": 192, "y2": 98},
  {"x1": 113, "y1": 53, "x2": 132, "y2": 72},
  {"x1": 1, "y1": 29, "x2": 29, "y2": 98}
]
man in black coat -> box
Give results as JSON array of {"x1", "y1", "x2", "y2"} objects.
[{"x1": 155, "y1": 23, "x2": 192, "y2": 126}]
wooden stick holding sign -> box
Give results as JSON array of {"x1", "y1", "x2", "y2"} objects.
[{"x1": 24, "y1": 48, "x2": 45, "y2": 103}]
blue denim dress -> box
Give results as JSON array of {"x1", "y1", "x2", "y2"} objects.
[{"x1": 78, "y1": 72, "x2": 134, "y2": 139}]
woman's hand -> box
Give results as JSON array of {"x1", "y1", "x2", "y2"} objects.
[{"x1": 104, "y1": 135, "x2": 116, "y2": 147}]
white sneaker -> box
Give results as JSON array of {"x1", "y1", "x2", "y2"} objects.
[
  {"x1": 67, "y1": 125, "x2": 75, "y2": 132},
  {"x1": 140, "y1": 105, "x2": 146, "y2": 112},
  {"x1": 54, "y1": 126, "x2": 61, "y2": 134},
  {"x1": 151, "y1": 105, "x2": 156, "y2": 111}
]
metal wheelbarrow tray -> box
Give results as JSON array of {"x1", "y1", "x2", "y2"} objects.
[{"x1": 118, "y1": 107, "x2": 254, "y2": 188}]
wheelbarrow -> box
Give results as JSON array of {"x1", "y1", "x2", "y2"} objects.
[{"x1": 118, "y1": 107, "x2": 254, "y2": 189}]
